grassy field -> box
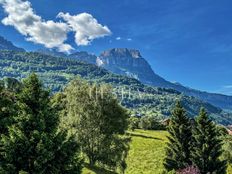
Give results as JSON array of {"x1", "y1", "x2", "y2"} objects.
[
  {"x1": 125, "y1": 130, "x2": 168, "y2": 174},
  {"x1": 83, "y1": 129, "x2": 232, "y2": 174},
  {"x1": 83, "y1": 129, "x2": 168, "y2": 174}
]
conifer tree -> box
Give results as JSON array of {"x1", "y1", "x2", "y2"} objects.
[
  {"x1": 0, "y1": 81, "x2": 18, "y2": 171},
  {"x1": 191, "y1": 108, "x2": 227, "y2": 174},
  {"x1": 164, "y1": 101, "x2": 192, "y2": 171},
  {"x1": 0, "y1": 73, "x2": 82, "y2": 173},
  {"x1": 0, "y1": 86, "x2": 17, "y2": 135}
]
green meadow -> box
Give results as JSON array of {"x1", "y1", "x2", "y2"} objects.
[
  {"x1": 125, "y1": 130, "x2": 168, "y2": 174},
  {"x1": 83, "y1": 130, "x2": 232, "y2": 174}
]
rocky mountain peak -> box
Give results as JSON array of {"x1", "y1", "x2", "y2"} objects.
[
  {"x1": 100, "y1": 48, "x2": 142, "y2": 59},
  {"x1": 97, "y1": 48, "x2": 167, "y2": 85}
]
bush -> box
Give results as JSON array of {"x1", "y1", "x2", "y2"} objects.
[
  {"x1": 222, "y1": 135, "x2": 232, "y2": 163},
  {"x1": 139, "y1": 116, "x2": 166, "y2": 130},
  {"x1": 128, "y1": 117, "x2": 140, "y2": 131}
]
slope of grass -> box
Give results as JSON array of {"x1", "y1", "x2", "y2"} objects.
[
  {"x1": 228, "y1": 164, "x2": 232, "y2": 174},
  {"x1": 83, "y1": 129, "x2": 232, "y2": 174},
  {"x1": 83, "y1": 130, "x2": 168, "y2": 174},
  {"x1": 125, "y1": 130, "x2": 168, "y2": 174}
]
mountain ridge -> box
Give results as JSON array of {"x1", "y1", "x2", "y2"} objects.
[
  {"x1": 0, "y1": 36, "x2": 25, "y2": 52},
  {"x1": 34, "y1": 47, "x2": 232, "y2": 111},
  {"x1": 1, "y1": 36, "x2": 232, "y2": 111},
  {"x1": 97, "y1": 48, "x2": 232, "y2": 110}
]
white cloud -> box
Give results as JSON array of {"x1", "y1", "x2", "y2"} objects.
[
  {"x1": 0, "y1": 0, "x2": 73, "y2": 52},
  {"x1": 116, "y1": 37, "x2": 121, "y2": 40},
  {"x1": 0, "y1": 0, "x2": 112, "y2": 52},
  {"x1": 116, "y1": 37, "x2": 132, "y2": 41},
  {"x1": 58, "y1": 12, "x2": 111, "y2": 46}
]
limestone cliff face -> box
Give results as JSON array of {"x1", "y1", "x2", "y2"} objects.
[{"x1": 97, "y1": 48, "x2": 170, "y2": 86}]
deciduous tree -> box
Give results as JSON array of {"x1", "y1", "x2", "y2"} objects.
[{"x1": 63, "y1": 79, "x2": 130, "y2": 172}]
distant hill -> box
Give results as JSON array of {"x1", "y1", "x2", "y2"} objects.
[
  {"x1": 69, "y1": 51, "x2": 97, "y2": 64},
  {"x1": 97, "y1": 48, "x2": 232, "y2": 110},
  {"x1": 36, "y1": 49, "x2": 97, "y2": 64},
  {"x1": 0, "y1": 36, "x2": 25, "y2": 52},
  {"x1": 40, "y1": 47, "x2": 232, "y2": 111},
  {"x1": 36, "y1": 48, "x2": 66, "y2": 58},
  {"x1": 0, "y1": 50, "x2": 231, "y2": 125}
]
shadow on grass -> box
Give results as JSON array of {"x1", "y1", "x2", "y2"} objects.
[
  {"x1": 128, "y1": 132, "x2": 163, "y2": 140},
  {"x1": 84, "y1": 163, "x2": 117, "y2": 174}
]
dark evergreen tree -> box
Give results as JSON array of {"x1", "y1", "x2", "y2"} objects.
[
  {"x1": 0, "y1": 73, "x2": 82, "y2": 174},
  {"x1": 191, "y1": 108, "x2": 227, "y2": 174},
  {"x1": 0, "y1": 81, "x2": 18, "y2": 172},
  {"x1": 0, "y1": 86, "x2": 17, "y2": 135},
  {"x1": 164, "y1": 101, "x2": 192, "y2": 171}
]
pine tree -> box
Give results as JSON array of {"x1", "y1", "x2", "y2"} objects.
[
  {"x1": 164, "y1": 101, "x2": 192, "y2": 171},
  {"x1": 0, "y1": 73, "x2": 82, "y2": 173},
  {"x1": 191, "y1": 108, "x2": 227, "y2": 174},
  {"x1": 0, "y1": 82, "x2": 18, "y2": 172},
  {"x1": 0, "y1": 86, "x2": 17, "y2": 135}
]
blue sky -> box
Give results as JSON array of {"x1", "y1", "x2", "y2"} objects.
[{"x1": 0, "y1": 0, "x2": 232, "y2": 95}]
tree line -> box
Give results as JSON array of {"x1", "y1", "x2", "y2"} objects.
[
  {"x1": 164, "y1": 102, "x2": 228, "y2": 174},
  {"x1": 0, "y1": 74, "x2": 129, "y2": 174}
]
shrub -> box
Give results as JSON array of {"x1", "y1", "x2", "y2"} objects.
[
  {"x1": 139, "y1": 116, "x2": 166, "y2": 130},
  {"x1": 128, "y1": 117, "x2": 140, "y2": 131}
]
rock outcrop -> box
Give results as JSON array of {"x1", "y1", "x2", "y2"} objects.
[{"x1": 97, "y1": 48, "x2": 170, "y2": 85}]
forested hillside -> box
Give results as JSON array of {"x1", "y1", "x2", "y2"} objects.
[{"x1": 0, "y1": 50, "x2": 231, "y2": 125}]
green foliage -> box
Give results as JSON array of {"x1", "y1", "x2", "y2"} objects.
[
  {"x1": 222, "y1": 135, "x2": 232, "y2": 164},
  {"x1": 128, "y1": 117, "x2": 140, "y2": 131},
  {"x1": 164, "y1": 102, "x2": 192, "y2": 171},
  {"x1": 216, "y1": 125, "x2": 229, "y2": 137},
  {"x1": 191, "y1": 108, "x2": 227, "y2": 174},
  {"x1": 139, "y1": 116, "x2": 166, "y2": 130},
  {"x1": 3, "y1": 77, "x2": 22, "y2": 92},
  {"x1": 62, "y1": 78, "x2": 130, "y2": 171},
  {"x1": 0, "y1": 74, "x2": 82, "y2": 173},
  {"x1": 0, "y1": 87, "x2": 17, "y2": 135}
]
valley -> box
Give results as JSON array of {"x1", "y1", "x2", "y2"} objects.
[{"x1": 0, "y1": 50, "x2": 231, "y2": 125}]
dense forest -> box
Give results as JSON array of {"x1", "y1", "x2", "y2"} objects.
[{"x1": 0, "y1": 50, "x2": 231, "y2": 125}]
